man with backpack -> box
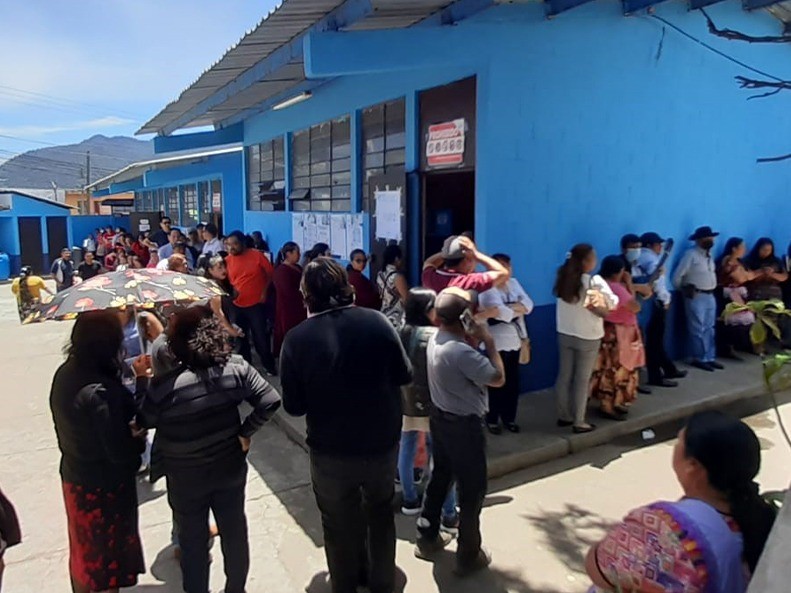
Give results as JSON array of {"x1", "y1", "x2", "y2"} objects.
[{"x1": 50, "y1": 248, "x2": 75, "y2": 292}]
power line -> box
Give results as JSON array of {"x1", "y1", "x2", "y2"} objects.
[
  {"x1": 0, "y1": 84, "x2": 147, "y2": 120},
  {"x1": 0, "y1": 134, "x2": 148, "y2": 164}
]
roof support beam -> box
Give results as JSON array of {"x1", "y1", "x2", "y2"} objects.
[
  {"x1": 689, "y1": 0, "x2": 724, "y2": 9},
  {"x1": 622, "y1": 0, "x2": 670, "y2": 15},
  {"x1": 304, "y1": 27, "x2": 473, "y2": 78},
  {"x1": 416, "y1": 0, "x2": 495, "y2": 27},
  {"x1": 154, "y1": 123, "x2": 243, "y2": 154},
  {"x1": 546, "y1": 0, "x2": 597, "y2": 17},
  {"x1": 742, "y1": 0, "x2": 785, "y2": 9},
  {"x1": 157, "y1": 0, "x2": 374, "y2": 136}
]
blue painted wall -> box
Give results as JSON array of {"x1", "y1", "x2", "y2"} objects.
[
  {"x1": 234, "y1": 0, "x2": 791, "y2": 389},
  {"x1": 68, "y1": 215, "x2": 129, "y2": 247}
]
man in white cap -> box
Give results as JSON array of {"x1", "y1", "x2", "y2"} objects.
[{"x1": 422, "y1": 235, "x2": 509, "y2": 294}]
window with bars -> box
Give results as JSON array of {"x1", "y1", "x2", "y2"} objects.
[
  {"x1": 165, "y1": 188, "x2": 179, "y2": 221},
  {"x1": 247, "y1": 138, "x2": 285, "y2": 211},
  {"x1": 290, "y1": 116, "x2": 352, "y2": 212},
  {"x1": 182, "y1": 184, "x2": 198, "y2": 228},
  {"x1": 211, "y1": 180, "x2": 222, "y2": 214},
  {"x1": 361, "y1": 100, "x2": 406, "y2": 212}
]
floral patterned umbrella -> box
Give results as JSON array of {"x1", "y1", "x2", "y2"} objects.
[{"x1": 24, "y1": 268, "x2": 226, "y2": 324}]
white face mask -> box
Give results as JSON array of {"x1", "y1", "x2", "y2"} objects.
[{"x1": 625, "y1": 248, "x2": 641, "y2": 263}]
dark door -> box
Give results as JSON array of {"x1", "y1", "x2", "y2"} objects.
[
  {"x1": 46, "y1": 217, "x2": 68, "y2": 261},
  {"x1": 367, "y1": 171, "x2": 407, "y2": 280},
  {"x1": 18, "y1": 217, "x2": 43, "y2": 273},
  {"x1": 422, "y1": 170, "x2": 476, "y2": 263}
]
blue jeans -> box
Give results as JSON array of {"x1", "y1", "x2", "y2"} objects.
[
  {"x1": 684, "y1": 293, "x2": 716, "y2": 363},
  {"x1": 398, "y1": 430, "x2": 457, "y2": 518}
]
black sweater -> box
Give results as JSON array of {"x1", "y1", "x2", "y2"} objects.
[
  {"x1": 50, "y1": 358, "x2": 145, "y2": 488},
  {"x1": 138, "y1": 356, "x2": 281, "y2": 469},
  {"x1": 280, "y1": 306, "x2": 413, "y2": 456}
]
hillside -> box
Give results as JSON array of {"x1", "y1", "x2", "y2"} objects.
[{"x1": 0, "y1": 135, "x2": 154, "y2": 189}]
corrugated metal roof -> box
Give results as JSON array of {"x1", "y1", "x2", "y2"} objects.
[
  {"x1": 767, "y1": 2, "x2": 791, "y2": 31},
  {"x1": 138, "y1": 0, "x2": 459, "y2": 136}
]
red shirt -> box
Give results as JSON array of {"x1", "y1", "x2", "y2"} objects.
[
  {"x1": 421, "y1": 267, "x2": 494, "y2": 294},
  {"x1": 226, "y1": 249, "x2": 274, "y2": 308}
]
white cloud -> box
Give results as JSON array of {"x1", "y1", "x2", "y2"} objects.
[{"x1": 0, "y1": 116, "x2": 134, "y2": 137}]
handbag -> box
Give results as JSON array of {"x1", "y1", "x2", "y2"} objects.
[{"x1": 513, "y1": 319, "x2": 531, "y2": 365}]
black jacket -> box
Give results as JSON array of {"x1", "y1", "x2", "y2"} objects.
[
  {"x1": 280, "y1": 306, "x2": 413, "y2": 456},
  {"x1": 50, "y1": 358, "x2": 145, "y2": 488},
  {"x1": 138, "y1": 356, "x2": 281, "y2": 470}
]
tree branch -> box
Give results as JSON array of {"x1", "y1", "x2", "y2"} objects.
[
  {"x1": 757, "y1": 154, "x2": 791, "y2": 164},
  {"x1": 701, "y1": 8, "x2": 791, "y2": 44},
  {"x1": 735, "y1": 76, "x2": 791, "y2": 100}
]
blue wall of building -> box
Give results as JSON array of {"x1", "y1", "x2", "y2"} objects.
[{"x1": 234, "y1": 0, "x2": 791, "y2": 390}]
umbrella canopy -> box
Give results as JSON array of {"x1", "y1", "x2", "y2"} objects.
[{"x1": 26, "y1": 268, "x2": 226, "y2": 323}]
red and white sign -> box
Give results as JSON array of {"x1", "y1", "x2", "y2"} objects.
[{"x1": 426, "y1": 119, "x2": 465, "y2": 168}]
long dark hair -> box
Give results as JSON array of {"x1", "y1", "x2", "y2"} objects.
[
  {"x1": 404, "y1": 288, "x2": 437, "y2": 327},
  {"x1": 301, "y1": 257, "x2": 355, "y2": 313},
  {"x1": 167, "y1": 305, "x2": 230, "y2": 370},
  {"x1": 199, "y1": 255, "x2": 234, "y2": 295},
  {"x1": 684, "y1": 411, "x2": 777, "y2": 572},
  {"x1": 17, "y1": 266, "x2": 34, "y2": 311},
  {"x1": 746, "y1": 237, "x2": 780, "y2": 270},
  {"x1": 304, "y1": 242, "x2": 331, "y2": 265},
  {"x1": 598, "y1": 255, "x2": 625, "y2": 280},
  {"x1": 716, "y1": 237, "x2": 744, "y2": 268},
  {"x1": 554, "y1": 244, "x2": 593, "y2": 304},
  {"x1": 65, "y1": 310, "x2": 124, "y2": 377},
  {"x1": 383, "y1": 244, "x2": 403, "y2": 267},
  {"x1": 276, "y1": 241, "x2": 300, "y2": 266}
]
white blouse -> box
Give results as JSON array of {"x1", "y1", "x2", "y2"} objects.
[
  {"x1": 555, "y1": 274, "x2": 618, "y2": 341},
  {"x1": 479, "y1": 278, "x2": 534, "y2": 352}
]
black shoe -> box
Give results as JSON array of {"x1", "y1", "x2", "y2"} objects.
[
  {"x1": 709, "y1": 361, "x2": 725, "y2": 370},
  {"x1": 504, "y1": 422, "x2": 520, "y2": 433},
  {"x1": 597, "y1": 409, "x2": 627, "y2": 422},
  {"x1": 648, "y1": 379, "x2": 679, "y2": 388},
  {"x1": 414, "y1": 532, "x2": 453, "y2": 561},
  {"x1": 637, "y1": 386, "x2": 652, "y2": 395},
  {"x1": 572, "y1": 423, "x2": 596, "y2": 434},
  {"x1": 486, "y1": 423, "x2": 502, "y2": 435},
  {"x1": 691, "y1": 360, "x2": 715, "y2": 372},
  {"x1": 557, "y1": 419, "x2": 574, "y2": 427},
  {"x1": 454, "y1": 547, "x2": 492, "y2": 577},
  {"x1": 665, "y1": 369, "x2": 688, "y2": 380}
]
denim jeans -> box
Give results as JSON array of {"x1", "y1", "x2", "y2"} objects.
[
  {"x1": 684, "y1": 293, "x2": 716, "y2": 363},
  {"x1": 398, "y1": 431, "x2": 457, "y2": 518}
]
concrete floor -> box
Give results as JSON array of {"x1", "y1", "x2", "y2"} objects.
[{"x1": 1, "y1": 282, "x2": 790, "y2": 593}]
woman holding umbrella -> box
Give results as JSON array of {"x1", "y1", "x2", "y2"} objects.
[{"x1": 50, "y1": 310, "x2": 150, "y2": 593}]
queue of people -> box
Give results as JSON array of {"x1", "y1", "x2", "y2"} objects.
[{"x1": 13, "y1": 216, "x2": 778, "y2": 593}]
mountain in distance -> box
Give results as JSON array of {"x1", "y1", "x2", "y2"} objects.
[{"x1": 0, "y1": 135, "x2": 154, "y2": 190}]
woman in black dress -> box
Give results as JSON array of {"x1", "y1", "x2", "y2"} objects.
[{"x1": 50, "y1": 310, "x2": 149, "y2": 593}]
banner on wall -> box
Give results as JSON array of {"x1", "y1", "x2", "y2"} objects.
[
  {"x1": 426, "y1": 119, "x2": 465, "y2": 168},
  {"x1": 291, "y1": 213, "x2": 364, "y2": 258}
]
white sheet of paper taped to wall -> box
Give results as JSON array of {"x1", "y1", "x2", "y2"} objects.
[
  {"x1": 316, "y1": 214, "x2": 331, "y2": 247},
  {"x1": 291, "y1": 213, "x2": 305, "y2": 250},
  {"x1": 303, "y1": 214, "x2": 319, "y2": 249},
  {"x1": 348, "y1": 214, "x2": 364, "y2": 252},
  {"x1": 374, "y1": 190, "x2": 401, "y2": 241},
  {"x1": 330, "y1": 215, "x2": 348, "y2": 257}
]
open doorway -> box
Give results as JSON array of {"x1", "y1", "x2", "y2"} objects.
[{"x1": 422, "y1": 170, "x2": 475, "y2": 261}]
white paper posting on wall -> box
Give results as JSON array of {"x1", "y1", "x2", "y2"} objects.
[
  {"x1": 374, "y1": 190, "x2": 401, "y2": 241},
  {"x1": 330, "y1": 215, "x2": 348, "y2": 258},
  {"x1": 291, "y1": 214, "x2": 305, "y2": 250},
  {"x1": 316, "y1": 214, "x2": 331, "y2": 247},
  {"x1": 349, "y1": 213, "x2": 364, "y2": 252},
  {"x1": 303, "y1": 214, "x2": 319, "y2": 249}
]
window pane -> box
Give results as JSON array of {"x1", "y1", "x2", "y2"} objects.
[
  {"x1": 362, "y1": 105, "x2": 384, "y2": 154},
  {"x1": 292, "y1": 200, "x2": 311, "y2": 212},
  {"x1": 331, "y1": 200, "x2": 351, "y2": 212},
  {"x1": 311, "y1": 123, "x2": 331, "y2": 162},
  {"x1": 293, "y1": 130, "x2": 310, "y2": 165},
  {"x1": 331, "y1": 184, "x2": 350, "y2": 199},
  {"x1": 311, "y1": 200, "x2": 331, "y2": 211},
  {"x1": 364, "y1": 153, "x2": 384, "y2": 169},
  {"x1": 385, "y1": 100, "x2": 406, "y2": 149},
  {"x1": 312, "y1": 187, "x2": 331, "y2": 201},
  {"x1": 366, "y1": 137, "x2": 385, "y2": 154},
  {"x1": 311, "y1": 174, "x2": 331, "y2": 188},
  {"x1": 333, "y1": 157, "x2": 351, "y2": 173},
  {"x1": 294, "y1": 164, "x2": 311, "y2": 178},
  {"x1": 332, "y1": 171, "x2": 351, "y2": 187},
  {"x1": 332, "y1": 117, "x2": 351, "y2": 159},
  {"x1": 311, "y1": 161, "x2": 330, "y2": 176},
  {"x1": 182, "y1": 184, "x2": 198, "y2": 228},
  {"x1": 385, "y1": 149, "x2": 405, "y2": 167},
  {"x1": 293, "y1": 176, "x2": 311, "y2": 190}
]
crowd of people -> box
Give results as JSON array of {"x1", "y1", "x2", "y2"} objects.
[{"x1": 2, "y1": 215, "x2": 781, "y2": 593}]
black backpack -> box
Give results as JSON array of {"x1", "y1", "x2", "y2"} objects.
[{"x1": 399, "y1": 325, "x2": 436, "y2": 418}]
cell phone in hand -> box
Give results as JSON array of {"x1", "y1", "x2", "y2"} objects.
[{"x1": 460, "y1": 308, "x2": 475, "y2": 333}]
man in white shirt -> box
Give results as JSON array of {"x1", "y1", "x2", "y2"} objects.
[
  {"x1": 201, "y1": 223, "x2": 224, "y2": 256},
  {"x1": 635, "y1": 232, "x2": 688, "y2": 387},
  {"x1": 673, "y1": 226, "x2": 722, "y2": 372}
]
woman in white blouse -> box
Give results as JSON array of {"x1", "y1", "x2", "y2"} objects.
[
  {"x1": 553, "y1": 244, "x2": 618, "y2": 434},
  {"x1": 479, "y1": 254, "x2": 534, "y2": 434}
]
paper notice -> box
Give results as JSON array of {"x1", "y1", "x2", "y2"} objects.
[
  {"x1": 348, "y1": 213, "x2": 364, "y2": 252},
  {"x1": 330, "y1": 215, "x2": 348, "y2": 258},
  {"x1": 291, "y1": 214, "x2": 305, "y2": 249},
  {"x1": 374, "y1": 190, "x2": 401, "y2": 241},
  {"x1": 316, "y1": 214, "x2": 331, "y2": 247}
]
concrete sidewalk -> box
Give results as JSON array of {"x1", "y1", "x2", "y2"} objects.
[{"x1": 272, "y1": 357, "x2": 771, "y2": 478}]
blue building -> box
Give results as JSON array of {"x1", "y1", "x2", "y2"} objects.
[
  {"x1": 88, "y1": 147, "x2": 244, "y2": 233},
  {"x1": 139, "y1": 0, "x2": 791, "y2": 389}
]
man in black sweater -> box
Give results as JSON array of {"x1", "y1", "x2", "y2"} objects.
[{"x1": 280, "y1": 258, "x2": 412, "y2": 593}]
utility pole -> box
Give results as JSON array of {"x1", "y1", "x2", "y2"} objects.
[{"x1": 86, "y1": 151, "x2": 91, "y2": 186}]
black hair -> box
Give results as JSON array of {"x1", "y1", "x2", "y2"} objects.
[
  {"x1": 301, "y1": 257, "x2": 355, "y2": 313},
  {"x1": 684, "y1": 411, "x2": 777, "y2": 572},
  {"x1": 198, "y1": 254, "x2": 234, "y2": 296},
  {"x1": 746, "y1": 237, "x2": 780, "y2": 270},
  {"x1": 554, "y1": 244, "x2": 594, "y2": 304},
  {"x1": 599, "y1": 254, "x2": 626, "y2": 279},
  {"x1": 303, "y1": 242, "x2": 331, "y2": 263},
  {"x1": 383, "y1": 244, "x2": 403, "y2": 267},
  {"x1": 492, "y1": 253, "x2": 511, "y2": 265},
  {"x1": 716, "y1": 237, "x2": 744, "y2": 268},
  {"x1": 227, "y1": 230, "x2": 246, "y2": 247},
  {"x1": 346, "y1": 249, "x2": 367, "y2": 273},
  {"x1": 276, "y1": 241, "x2": 300, "y2": 266},
  {"x1": 167, "y1": 305, "x2": 230, "y2": 370},
  {"x1": 65, "y1": 310, "x2": 124, "y2": 377},
  {"x1": 620, "y1": 233, "x2": 641, "y2": 250},
  {"x1": 404, "y1": 288, "x2": 437, "y2": 327},
  {"x1": 204, "y1": 223, "x2": 218, "y2": 237}
]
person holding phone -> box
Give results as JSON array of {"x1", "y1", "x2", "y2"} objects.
[{"x1": 415, "y1": 287, "x2": 505, "y2": 577}]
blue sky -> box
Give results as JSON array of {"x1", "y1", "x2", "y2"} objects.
[{"x1": 0, "y1": 0, "x2": 278, "y2": 160}]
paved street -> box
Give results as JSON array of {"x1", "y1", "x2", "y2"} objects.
[{"x1": 1, "y1": 283, "x2": 789, "y2": 593}]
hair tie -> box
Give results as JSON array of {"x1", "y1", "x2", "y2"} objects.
[{"x1": 565, "y1": 251, "x2": 572, "y2": 260}]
